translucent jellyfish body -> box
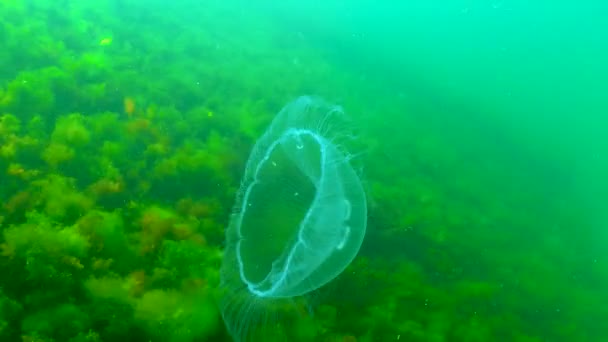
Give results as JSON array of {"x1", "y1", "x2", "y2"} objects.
[{"x1": 219, "y1": 96, "x2": 367, "y2": 341}]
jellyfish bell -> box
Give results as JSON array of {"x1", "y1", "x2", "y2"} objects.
[{"x1": 219, "y1": 96, "x2": 367, "y2": 341}]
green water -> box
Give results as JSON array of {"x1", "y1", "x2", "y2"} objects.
[{"x1": 0, "y1": 0, "x2": 606, "y2": 341}]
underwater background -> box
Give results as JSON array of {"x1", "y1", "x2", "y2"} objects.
[{"x1": 1, "y1": 0, "x2": 607, "y2": 341}]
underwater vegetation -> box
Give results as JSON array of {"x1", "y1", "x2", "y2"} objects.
[
  {"x1": 0, "y1": 1, "x2": 605, "y2": 342},
  {"x1": 219, "y1": 96, "x2": 367, "y2": 341}
]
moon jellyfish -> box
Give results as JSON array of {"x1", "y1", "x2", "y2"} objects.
[{"x1": 219, "y1": 96, "x2": 367, "y2": 341}]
